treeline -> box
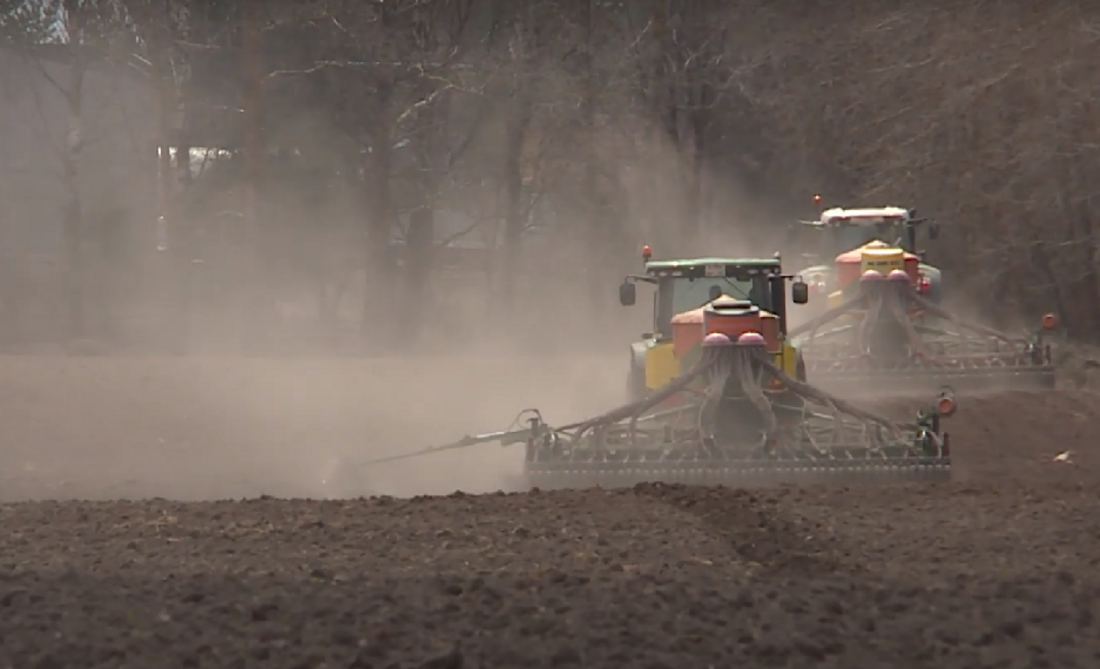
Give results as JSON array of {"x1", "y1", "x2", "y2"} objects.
[{"x1": 0, "y1": 0, "x2": 1097, "y2": 353}]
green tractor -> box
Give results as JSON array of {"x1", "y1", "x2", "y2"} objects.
[{"x1": 617, "y1": 247, "x2": 808, "y2": 402}]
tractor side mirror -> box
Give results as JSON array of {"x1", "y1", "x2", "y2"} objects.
[
  {"x1": 619, "y1": 281, "x2": 636, "y2": 306},
  {"x1": 791, "y1": 279, "x2": 809, "y2": 305},
  {"x1": 928, "y1": 222, "x2": 940, "y2": 240}
]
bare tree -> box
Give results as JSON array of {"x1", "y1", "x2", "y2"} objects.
[
  {"x1": 393, "y1": 0, "x2": 480, "y2": 343},
  {"x1": 23, "y1": 0, "x2": 124, "y2": 341},
  {"x1": 238, "y1": 0, "x2": 264, "y2": 346},
  {"x1": 495, "y1": 1, "x2": 536, "y2": 314},
  {"x1": 7, "y1": 0, "x2": 1095, "y2": 350},
  {"x1": 265, "y1": 0, "x2": 421, "y2": 345},
  {"x1": 732, "y1": 2, "x2": 1100, "y2": 334},
  {"x1": 111, "y1": 0, "x2": 198, "y2": 349}
]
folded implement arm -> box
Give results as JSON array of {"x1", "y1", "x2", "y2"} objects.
[
  {"x1": 791, "y1": 270, "x2": 1057, "y2": 397},
  {"x1": 365, "y1": 333, "x2": 956, "y2": 490}
]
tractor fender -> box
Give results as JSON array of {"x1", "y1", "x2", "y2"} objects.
[
  {"x1": 629, "y1": 340, "x2": 653, "y2": 367},
  {"x1": 626, "y1": 339, "x2": 654, "y2": 402},
  {"x1": 792, "y1": 264, "x2": 834, "y2": 319},
  {"x1": 786, "y1": 341, "x2": 809, "y2": 382},
  {"x1": 918, "y1": 263, "x2": 943, "y2": 304},
  {"x1": 798, "y1": 264, "x2": 833, "y2": 286}
]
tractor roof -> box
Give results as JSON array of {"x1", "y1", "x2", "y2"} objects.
[
  {"x1": 820, "y1": 207, "x2": 910, "y2": 224},
  {"x1": 645, "y1": 257, "x2": 782, "y2": 278}
]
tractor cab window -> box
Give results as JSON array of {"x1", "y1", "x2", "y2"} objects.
[
  {"x1": 830, "y1": 218, "x2": 908, "y2": 252},
  {"x1": 670, "y1": 276, "x2": 761, "y2": 315},
  {"x1": 653, "y1": 272, "x2": 773, "y2": 339}
]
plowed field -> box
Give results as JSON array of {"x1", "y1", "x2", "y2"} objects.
[{"x1": 1, "y1": 357, "x2": 1099, "y2": 668}]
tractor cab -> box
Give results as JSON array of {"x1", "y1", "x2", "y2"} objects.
[
  {"x1": 799, "y1": 206, "x2": 938, "y2": 259},
  {"x1": 618, "y1": 251, "x2": 796, "y2": 340},
  {"x1": 618, "y1": 247, "x2": 809, "y2": 400}
]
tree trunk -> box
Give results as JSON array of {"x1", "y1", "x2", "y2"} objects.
[
  {"x1": 362, "y1": 81, "x2": 395, "y2": 344},
  {"x1": 173, "y1": 136, "x2": 193, "y2": 354},
  {"x1": 648, "y1": 0, "x2": 675, "y2": 252},
  {"x1": 240, "y1": 0, "x2": 265, "y2": 351},
  {"x1": 676, "y1": 109, "x2": 703, "y2": 249},
  {"x1": 402, "y1": 206, "x2": 433, "y2": 348},
  {"x1": 61, "y1": 50, "x2": 88, "y2": 343},
  {"x1": 156, "y1": 66, "x2": 177, "y2": 348},
  {"x1": 155, "y1": 140, "x2": 173, "y2": 345},
  {"x1": 499, "y1": 85, "x2": 532, "y2": 315},
  {"x1": 0, "y1": 198, "x2": 20, "y2": 348},
  {"x1": 582, "y1": 0, "x2": 606, "y2": 319},
  {"x1": 402, "y1": 81, "x2": 448, "y2": 346}
]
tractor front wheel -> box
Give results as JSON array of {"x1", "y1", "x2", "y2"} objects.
[{"x1": 627, "y1": 362, "x2": 648, "y2": 403}]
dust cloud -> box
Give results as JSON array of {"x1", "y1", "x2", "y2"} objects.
[
  {"x1": 0, "y1": 28, "x2": 829, "y2": 504},
  {"x1": 0, "y1": 349, "x2": 632, "y2": 502},
  {"x1": 0, "y1": 37, "x2": 692, "y2": 503}
]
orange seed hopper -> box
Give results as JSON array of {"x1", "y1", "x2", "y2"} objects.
[
  {"x1": 703, "y1": 299, "x2": 777, "y2": 349},
  {"x1": 670, "y1": 306, "x2": 707, "y2": 359}
]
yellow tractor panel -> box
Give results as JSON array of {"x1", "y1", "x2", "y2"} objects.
[
  {"x1": 644, "y1": 341, "x2": 680, "y2": 390},
  {"x1": 764, "y1": 341, "x2": 800, "y2": 389},
  {"x1": 648, "y1": 341, "x2": 798, "y2": 392},
  {"x1": 779, "y1": 341, "x2": 800, "y2": 378}
]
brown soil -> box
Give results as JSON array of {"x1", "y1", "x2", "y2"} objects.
[{"x1": 2, "y1": 357, "x2": 1100, "y2": 668}]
